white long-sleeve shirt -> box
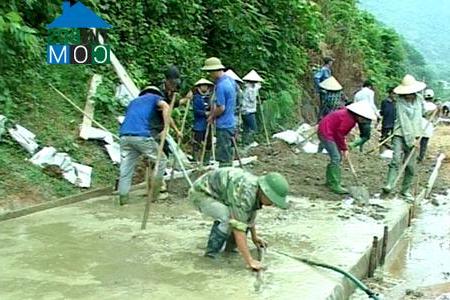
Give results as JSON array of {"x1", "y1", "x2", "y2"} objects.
[{"x1": 354, "y1": 87, "x2": 380, "y2": 118}]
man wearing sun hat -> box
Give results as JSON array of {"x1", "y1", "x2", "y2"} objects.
[
  {"x1": 382, "y1": 75, "x2": 425, "y2": 201},
  {"x1": 189, "y1": 167, "x2": 289, "y2": 270},
  {"x1": 241, "y1": 70, "x2": 264, "y2": 146},
  {"x1": 202, "y1": 57, "x2": 237, "y2": 167},
  {"x1": 318, "y1": 100, "x2": 377, "y2": 194},
  {"x1": 117, "y1": 86, "x2": 170, "y2": 205}
]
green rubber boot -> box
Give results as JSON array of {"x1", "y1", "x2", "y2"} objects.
[
  {"x1": 400, "y1": 172, "x2": 414, "y2": 202},
  {"x1": 382, "y1": 168, "x2": 397, "y2": 194},
  {"x1": 205, "y1": 221, "x2": 229, "y2": 258},
  {"x1": 119, "y1": 194, "x2": 129, "y2": 206},
  {"x1": 326, "y1": 164, "x2": 349, "y2": 195}
]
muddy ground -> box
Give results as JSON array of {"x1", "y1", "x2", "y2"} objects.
[{"x1": 166, "y1": 125, "x2": 450, "y2": 205}]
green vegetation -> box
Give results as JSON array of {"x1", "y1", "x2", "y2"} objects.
[
  {"x1": 360, "y1": 0, "x2": 450, "y2": 100},
  {"x1": 0, "y1": 0, "x2": 436, "y2": 204}
]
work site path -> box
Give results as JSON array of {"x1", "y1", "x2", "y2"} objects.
[{"x1": 1, "y1": 192, "x2": 409, "y2": 300}]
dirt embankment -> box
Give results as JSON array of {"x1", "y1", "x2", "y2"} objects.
[{"x1": 248, "y1": 128, "x2": 449, "y2": 201}]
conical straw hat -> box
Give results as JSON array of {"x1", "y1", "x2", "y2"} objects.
[
  {"x1": 347, "y1": 100, "x2": 377, "y2": 121},
  {"x1": 225, "y1": 69, "x2": 243, "y2": 83},
  {"x1": 319, "y1": 76, "x2": 342, "y2": 91},
  {"x1": 243, "y1": 70, "x2": 264, "y2": 82},
  {"x1": 194, "y1": 78, "x2": 214, "y2": 86},
  {"x1": 393, "y1": 74, "x2": 426, "y2": 95},
  {"x1": 423, "y1": 101, "x2": 437, "y2": 112}
]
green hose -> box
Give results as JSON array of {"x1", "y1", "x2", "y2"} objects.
[{"x1": 273, "y1": 250, "x2": 380, "y2": 300}]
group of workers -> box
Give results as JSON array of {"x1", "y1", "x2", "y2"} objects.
[
  {"x1": 314, "y1": 57, "x2": 440, "y2": 201},
  {"x1": 117, "y1": 57, "x2": 284, "y2": 270},
  {"x1": 115, "y1": 55, "x2": 441, "y2": 270}
]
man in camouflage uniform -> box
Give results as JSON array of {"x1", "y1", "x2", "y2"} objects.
[{"x1": 189, "y1": 167, "x2": 289, "y2": 270}]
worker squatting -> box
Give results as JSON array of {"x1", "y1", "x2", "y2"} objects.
[{"x1": 116, "y1": 56, "x2": 440, "y2": 270}]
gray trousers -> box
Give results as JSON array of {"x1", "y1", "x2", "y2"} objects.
[
  {"x1": 118, "y1": 136, "x2": 167, "y2": 196},
  {"x1": 389, "y1": 136, "x2": 416, "y2": 178},
  {"x1": 189, "y1": 189, "x2": 231, "y2": 234}
]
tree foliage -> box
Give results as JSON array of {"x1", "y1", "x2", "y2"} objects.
[{"x1": 0, "y1": 0, "x2": 435, "y2": 125}]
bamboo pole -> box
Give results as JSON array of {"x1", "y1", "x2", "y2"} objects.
[
  {"x1": 167, "y1": 97, "x2": 191, "y2": 190},
  {"x1": 141, "y1": 93, "x2": 177, "y2": 230},
  {"x1": 49, "y1": 83, "x2": 119, "y2": 140},
  {"x1": 199, "y1": 124, "x2": 211, "y2": 166},
  {"x1": 366, "y1": 131, "x2": 396, "y2": 154}
]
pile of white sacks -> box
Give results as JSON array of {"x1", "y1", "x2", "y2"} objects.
[
  {"x1": 272, "y1": 123, "x2": 326, "y2": 154},
  {"x1": 5, "y1": 120, "x2": 92, "y2": 188}
]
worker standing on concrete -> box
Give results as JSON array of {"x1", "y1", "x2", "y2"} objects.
[
  {"x1": 117, "y1": 86, "x2": 170, "y2": 206},
  {"x1": 349, "y1": 80, "x2": 381, "y2": 152},
  {"x1": 202, "y1": 57, "x2": 237, "y2": 167},
  {"x1": 241, "y1": 70, "x2": 263, "y2": 147},
  {"x1": 418, "y1": 89, "x2": 437, "y2": 162},
  {"x1": 189, "y1": 167, "x2": 289, "y2": 270},
  {"x1": 318, "y1": 101, "x2": 377, "y2": 194},
  {"x1": 382, "y1": 75, "x2": 425, "y2": 201},
  {"x1": 379, "y1": 87, "x2": 397, "y2": 151}
]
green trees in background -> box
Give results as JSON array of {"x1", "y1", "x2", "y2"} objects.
[{"x1": 0, "y1": 0, "x2": 436, "y2": 127}]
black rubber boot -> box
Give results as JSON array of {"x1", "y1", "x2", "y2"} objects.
[
  {"x1": 205, "y1": 221, "x2": 228, "y2": 258},
  {"x1": 224, "y1": 234, "x2": 238, "y2": 253}
]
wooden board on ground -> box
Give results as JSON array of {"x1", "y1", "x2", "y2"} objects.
[
  {"x1": 0, "y1": 187, "x2": 113, "y2": 222},
  {"x1": 80, "y1": 74, "x2": 102, "y2": 139}
]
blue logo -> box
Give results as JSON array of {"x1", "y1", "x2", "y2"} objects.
[{"x1": 47, "y1": 0, "x2": 112, "y2": 64}]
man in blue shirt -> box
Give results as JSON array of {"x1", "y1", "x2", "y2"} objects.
[
  {"x1": 202, "y1": 57, "x2": 237, "y2": 167},
  {"x1": 314, "y1": 57, "x2": 333, "y2": 92},
  {"x1": 314, "y1": 57, "x2": 334, "y2": 119},
  {"x1": 118, "y1": 86, "x2": 170, "y2": 205}
]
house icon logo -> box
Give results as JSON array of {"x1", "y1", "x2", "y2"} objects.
[{"x1": 47, "y1": 0, "x2": 112, "y2": 65}]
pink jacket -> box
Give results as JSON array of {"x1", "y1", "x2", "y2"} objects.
[{"x1": 318, "y1": 108, "x2": 357, "y2": 151}]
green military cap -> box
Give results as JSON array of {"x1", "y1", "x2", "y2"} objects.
[{"x1": 258, "y1": 172, "x2": 289, "y2": 209}]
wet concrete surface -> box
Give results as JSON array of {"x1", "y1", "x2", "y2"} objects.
[
  {"x1": 0, "y1": 194, "x2": 411, "y2": 300},
  {"x1": 351, "y1": 191, "x2": 450, "y2": 300}
]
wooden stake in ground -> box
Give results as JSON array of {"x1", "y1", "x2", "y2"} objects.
[
  {"x1": 425, "y1": 153, "x2": 446, "y2": 198},
  {"x1": 49, "y1": 83, "x2": 119, "y2": 140},
  {"x1": 79, "y1": 74, "x2": 102, "y2": 139},
  {"x1": 141, "y1": 93, "x2": 177, "y2": 230},
  {"x1": 257, "y1": 96, "x2": 271, "y2": 147}
]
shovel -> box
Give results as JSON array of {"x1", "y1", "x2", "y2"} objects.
[{"x1": 347, "y1": 155, "x2": 370, "y2": 204}]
